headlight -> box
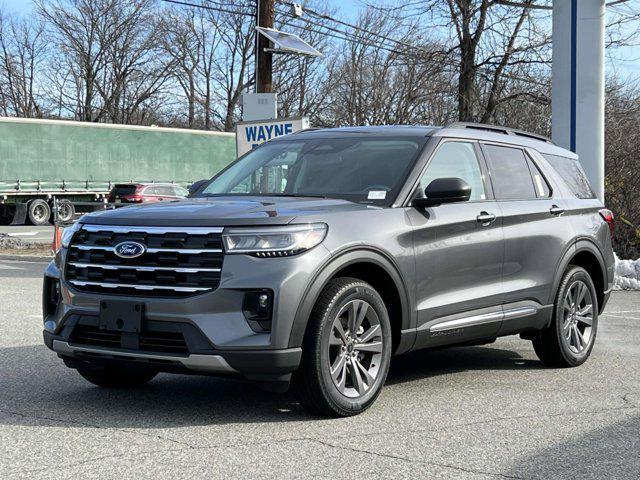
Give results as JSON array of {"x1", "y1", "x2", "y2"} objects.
[
  {"x1": 60, "y1": 222, "x2": 82, "y2": 249},
  {"x1": 222, "y1": 224, "x2": 327, "y2": 257}
]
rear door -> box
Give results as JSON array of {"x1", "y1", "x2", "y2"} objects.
[
  {"x1": 409, "y1": 139, "x2": 504, "y2": 348},
  {"x1": 480, "y1": 143, "x2": 574, "y2": 334}
]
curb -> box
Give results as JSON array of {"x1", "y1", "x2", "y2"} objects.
[{"x1": 0, "y1": 253, "x2": 53, "y2": 263}]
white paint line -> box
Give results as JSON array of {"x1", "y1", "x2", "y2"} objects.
[
  {"x1": 602, "y1": 313, "x2": 640, "y2": 320},
  {"x1": 0, "y1": 263, "x2": 20, "y2": 270},
  {"x1": 6, "y1": 231, "x2": 39, "y2": 237}
]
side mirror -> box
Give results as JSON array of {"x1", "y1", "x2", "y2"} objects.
[
  {"x1": 413, "y1": 177, "x2": 471, "y2": 208},
  {"x1": 188, "y1": 179, "x2": 209, "y2": 197}
]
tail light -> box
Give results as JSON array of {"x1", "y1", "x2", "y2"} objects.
[
  {"x1": 122, "y1": 194, "x2": 143, "y2": 202},
  {"x1": 599, "y1": 209, "x2": 614, "y2": 239}
]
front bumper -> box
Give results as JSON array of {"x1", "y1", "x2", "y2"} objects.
[
  {"x1": 42, "y1": 243, "x2": 329, "y2": 382},
  {"x1": 44, "y1": 331, "x2": 301, "y2": 382}
]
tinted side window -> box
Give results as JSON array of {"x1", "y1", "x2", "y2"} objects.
[
  {"x1": 543, "y1": 154, "x2": 596, "y2": 199},
  {"x1": 484, "y1": 145, "x2": 536, "y2": 200},
  {"x1": 526, "y1": 158, "x2": 551, "y2": 198},
  {"x1": 420, "y1": 142, "x2": 486, "y2": 201}
]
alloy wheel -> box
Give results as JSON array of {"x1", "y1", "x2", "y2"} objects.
[
  {"x1": 327, "y1": 299, "x2": 384, "y2": 398},
  {"x1": 562, "y1": 280, "x2": 594, "y2": 354}
]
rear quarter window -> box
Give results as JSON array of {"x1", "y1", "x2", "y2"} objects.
[{"x1": 542, "y1": 154, "x2": 596, "y2": 199}]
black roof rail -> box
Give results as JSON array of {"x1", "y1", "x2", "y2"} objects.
[{"x1": 445, "y1": 122, "x2": 552, "y2": 144}]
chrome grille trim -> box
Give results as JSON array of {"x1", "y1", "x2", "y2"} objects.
[
  {"x1": 69, "y1": 280, "x2": 210, "y2": 293},
  {"x1": 68, "y1": 262, "x2": 221, "y2": 273},
  {"x1": 81, "y1": 225, "x2": 224, "y2": 234},
  {"x1": 71, "y1": 244, "x2": 222, "y2": 254},
  {"x1": 66, "y1": 224, "x2": 224, "y2": 297}
]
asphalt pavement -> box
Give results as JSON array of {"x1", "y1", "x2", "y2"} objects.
[{"x1": 1, "y1": 259, "x2": 639, "y2": 479}]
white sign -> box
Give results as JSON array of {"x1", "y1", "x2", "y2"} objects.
[{"x1": 236, "y1": 116, "x2": 310, "y2": 157}]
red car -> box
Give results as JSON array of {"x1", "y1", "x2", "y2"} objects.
[{"x1": 108, "y1": 183, "x2": 189, "y2": 204}]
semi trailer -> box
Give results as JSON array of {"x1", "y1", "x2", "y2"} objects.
[{"x1": 0, "y1": 117, "x2": 236, "y2": 225}]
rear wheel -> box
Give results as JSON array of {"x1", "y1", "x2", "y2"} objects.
[
  {"x1": 55, "y1": 199, "x2": 75, "y2": 223},
  {"x1": 28, "y1": 199, "x2": 51, "y2": 226},
  {"x1": 293, "y1": 277, "x2": 392, "y2": 417},
  {"x1": 76, "y1": 365, "x2": 158, "y2": 388},
  {"x1": 532, "y1": 266, "x2": 598, "y2": 367}
]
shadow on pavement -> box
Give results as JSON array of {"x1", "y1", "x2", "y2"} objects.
[
  {"x1": 386, "y1": 344, "x2": 543, "y2": 385},
  {"x1": 507, "y1": 414, "x2": 640, "y2": 479},
  {"x1": 0, "y1": 342, "x2": 540, "y2": 429}
]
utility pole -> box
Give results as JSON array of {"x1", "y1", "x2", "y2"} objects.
[{"x1": 256, "y1": 0, "x2": 275, "y2": 93}]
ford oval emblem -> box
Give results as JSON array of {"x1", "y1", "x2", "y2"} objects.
[{"x1": 114, "y1": 241, "x2": 146, "y2": 259}]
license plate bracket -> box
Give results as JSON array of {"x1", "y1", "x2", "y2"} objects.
[{"x1": 98, "y1": 300, "x2": 143, "y2": 333}]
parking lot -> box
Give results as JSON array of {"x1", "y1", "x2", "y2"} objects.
[{"x1": 1, "y1": 259, "x2": 639, "y2": 479}]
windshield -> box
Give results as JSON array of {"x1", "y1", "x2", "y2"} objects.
[{"x1": 198, "y1": 136, "x2": 426, "y2": 205}]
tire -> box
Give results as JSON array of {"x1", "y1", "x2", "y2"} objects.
[
  {"x1": 55, "y1": 199, "x2": 75, "y2": 223},
  {"x1": 293, "y1": 277, "x2": 392, "y2": 417},
  {"x1": 76, "y1": 365, "x2": 158, "y2": 388},
  {"x1": 0, "y1": 205, "x2": 12, "y2": 225},
  {"x1": 27, "y1": 199, "x2": 51, "y2": 226},
  {"x1": 532, "y1": 266, "x2": 598, "y2": 367}
]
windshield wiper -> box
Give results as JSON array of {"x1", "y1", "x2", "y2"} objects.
[
  {"x1": 199, "y1": 193, "x2": 327, "y2": 199},
  {"x1": 260, "y1": 193, "x2": 327, "y2": 198}
]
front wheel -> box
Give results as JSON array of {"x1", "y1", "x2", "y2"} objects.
[
  {"x1": 293, "y1": 277, "x2": 392, "y2": 417},
  {"x1": 76, "y1": 365, "x2": 158, "y2": 388},
  {"x1": 532, "y1": 266, "x2": 598, "y2": 367},
  {"x1": 28, "y1": 199, "x2": 51, "y2": 226}
]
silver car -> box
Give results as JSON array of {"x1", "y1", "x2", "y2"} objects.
[{"x1": 42, "y1": 123, "x2": 615, "y2": 416}]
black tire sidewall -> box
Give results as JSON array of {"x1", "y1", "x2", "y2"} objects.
[
  {"x1": 57, "y1": 199, "x2": 75, "y2": 223},
  {"x1": 314, "y1": 281, "x2": 392, "y2": 414},
  {"x1": 28, "y1": 199, "x2": 51, "y2": 226},
  {"x1": 554, "y1": 267, "x2": 598, "y2": 366}
]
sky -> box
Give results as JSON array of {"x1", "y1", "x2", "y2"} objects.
[{"x1": 1, "y1": 0, "x2": 638, "y2": 78}]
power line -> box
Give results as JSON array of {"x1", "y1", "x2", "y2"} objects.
[
  {"x1": 163, "y1": 0, "x2": 550, "y2": 90},
  {"x1": 160, "y1": 0, "x2": 255, "y2": 16},
  {"x1": 276, "y1": 9, "x2": 408, "y2": 56},
  {"x1": 275, "y1": 0, "x2": 428, "y2": 53}
]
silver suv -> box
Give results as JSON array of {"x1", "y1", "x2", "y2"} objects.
[{"x1": 42, "y1": 123, "x2": 615, "y2": 416}]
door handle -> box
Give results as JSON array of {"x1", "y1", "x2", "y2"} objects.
[
  {"x1": 476, "y1": 212, "x2": 496, "y2": 224},
  {"x1": 550, "y1": 205, "x2": 565, "y2": 216}
]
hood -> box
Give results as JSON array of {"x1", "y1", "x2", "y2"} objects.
[{"x1": 80, "y1": 196, "x2": 373, "y2": 227}]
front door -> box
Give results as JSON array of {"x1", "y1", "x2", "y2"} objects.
[{"x1": 408, "y1": 140, "x2": 504, "y2": 348}]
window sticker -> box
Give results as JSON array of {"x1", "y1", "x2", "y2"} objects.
[{"x1": 367, "y1": 190, "x2": 387, "y2": 200}]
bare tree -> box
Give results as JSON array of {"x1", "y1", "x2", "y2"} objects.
[
  {"x1": 212, "y1": 5, "x2": 255, "y2": 131},
  {"x1": 0, "y1": 11, "x2": 47, "y2": 117},
  {"x1": 316, "y1": 9, "x2": 450, "y2": 127},
  {"x1": 37, "y1": 0, "x2": 170, "y2": 123}
]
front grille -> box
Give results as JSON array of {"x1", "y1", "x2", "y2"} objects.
[
  {"x1": 72, "y1": 325, "x2": 189, "y2": 354},
  {"x1": 66, "y1": 225, "x2": 224, "y2": 297}
]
